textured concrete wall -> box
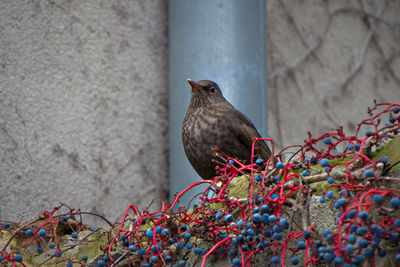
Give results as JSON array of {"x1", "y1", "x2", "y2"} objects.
[
  {"x1": 0, "y1": 0, "x2": 168, "y2": 225},
  {"x1": 267, "y1": 0, "x2": 400, "y2": 152}
]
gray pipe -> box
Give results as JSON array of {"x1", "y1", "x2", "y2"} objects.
[{"x1": 169, "y1": 0, "x2": 267, "y2": 204}]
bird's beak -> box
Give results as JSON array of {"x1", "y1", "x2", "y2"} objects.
[{"x1": 187, "y1": 78, "x2": 202, "y2": 91}]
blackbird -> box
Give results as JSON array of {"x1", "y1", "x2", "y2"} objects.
[{"x1": 182, "y1": 79, "x2": 271, "y2": 179}]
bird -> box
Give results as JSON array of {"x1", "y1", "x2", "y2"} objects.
[{"x1": 182, "y1": 79, "x2": 271, "y2": 179}]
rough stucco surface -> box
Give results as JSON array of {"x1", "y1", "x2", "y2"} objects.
[
  {"x1": 0, "y1": 0, "x2": 168, "y2": 225},
  {"x1": 267, "y1": 0, "x2": 400, "y2": 152}
]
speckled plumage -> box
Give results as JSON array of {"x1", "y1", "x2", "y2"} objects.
[{"x1": 182, "y1": 79, "x2": 271, "y2": 179}]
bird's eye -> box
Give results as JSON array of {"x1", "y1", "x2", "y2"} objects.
[{"x1": 209, "y1": 86, "x2": 216, "y2": 93}]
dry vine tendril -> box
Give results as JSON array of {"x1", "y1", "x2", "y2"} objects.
[{"x1": 1, "y1": 102, "x2": 399, "y2": 267}]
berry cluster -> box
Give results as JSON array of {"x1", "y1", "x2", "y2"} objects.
[{"x1": 0, "y1": 102, "x2": 399, "y2": 267}]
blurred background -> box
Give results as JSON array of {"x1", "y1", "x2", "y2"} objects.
[{"x1": 1, "y1": 0, "x2": 399, "y2": 225}]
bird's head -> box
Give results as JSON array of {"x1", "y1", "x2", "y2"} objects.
[{"x1": 186, "y1": 79, "x2": 225, "y2": 106}]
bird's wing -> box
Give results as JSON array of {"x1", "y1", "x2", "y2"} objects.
[{"x1": 235, "y1": 111, "x2": 272, "y2": 161}]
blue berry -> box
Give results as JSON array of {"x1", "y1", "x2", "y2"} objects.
[
  {"x1": 194, "y1": 247, "x2": 202, "y2": 254},
  {"x1": 67, "y1": 262, "x2": 73, "y2": 267},
  {"x1": 270, "y1": 194, "x2": 279, "y2": 199},
  {"x1": 61, "y1": 216, "x2": 69, "y2": 222},
  {"x1": 324, "y1": 252, "x2": 335, "y2": 262},
  {"x1": 97, "y1": 260, "x2": 105, "y2": 267},
  {"x1": 236, "y1": 220, "x2": 244, "y2": 227},
  {"x1": 155, "y1": 225, "x2": 162, "y2": 233},
  {"x1": 354, "y1": 254, "x2": 364, "y2": 264},
  {"x1": 162, "y1": 229, "x2": 169, "y2": 236},
  {"x1": 358, "y1": 239, "x2": 368, "y2": 248},
  {"x1": 255, "y1": 158, "x2": 263, "y2": 164},
  {"x1": 391, "y1": 232, "x2": 399, "y2": 241},
  {"x1": 378, "y1": 249, "x2": 387, "y2": 257},
  {"x1": 303, "y1": 230, "x2": 311, "y2": 239},
  {"x1": 270, "y1": 256, "x2": 280, "y2": 264},
  {"x1": 273, "y1": 225, "x2": 282, "y2": 233},
  {"x1": 291, "y1": 257, "x2": 299, "y2": 265},
  {"x1": 225, "y1": 214, "x2": 233, "y2": 222},
  {"x1": 38, "y1": 229, "x2": 46, "y2": 237},
  {"x1": 231, "y1": 237, "x2": 238, "y2": 245},
  {"x1": 365, "y1": 130, "x2": 372, "y2": 137},
  {"x1": 320, "y1": 158, "x2": 330, "y2": 167},
  {"x1": 272, "y1": 176, "x2": 280, "y2": 183},
  {"x1": 358, "y1": 211, "x2": 369, "y2": 220},
  {"x1": 390, "y1": 197, "x2": 400, "y2": 209},
  {"x1": 260, "y1": 204, "x2": 270, "y2": 213},
  {"x1": 347, "y1": 234, "x2": 356, "y2": 244},
  {"x1": 322, "y1": 228, "x2": 331, "y2": 237},
  {"x1": 390, "y1": 116, "x2": 396, "y2": 123},
  {"x1": 326, "y1": 191, "x2": 334, "y2": 199},
  {"x1": 355, "y1": 143, "x2": 361, "y2": 151},
  {"x1": 151, "y1": 255, "x2": 158, "y2": 263},
  {"x1": 241, "y1": 244, "x2": 248, "y2": 251},
  {"x1": 336, "y1": 198, "x2": 346, "y2": 207},
  {"x1": 364, "y1": 248, "x2": 375, "y2": 258},
  {"x1": 25, "y1": 229, "x2": 33, "y2": 237},
  {"x1": 36, "y1": 246, "x2": 44, "y2": 254},
  {"x1": 273, "y1": 232, "x2": 283, "y2": 240},
  {"x1": 215, "y1": 211, "x2": 222, "y2": 219},
  {"x1": 279, "y1": 218, "x2": 289, "y2": 228},
  {"x1": 395, "y1": 219, "x2": 400, "y2": 227},
  {"x1": 356, "y1": 226, "x2": 368, "y2": 236},
  {"x1": 395, "y1": 254, "x2": 400, "y2": 262},
  {"x1": 180, "y1": 224, "x2": 187, "y2": 231},
  {"x1": 373, "y1": 194, "x2": 383, "y2": 205},
  {"x1": 49, "y1": 242, "x2": 56, "y2": 249},
  {"x1": 14, "y1": 254, "x2": 23, "y2": 262},
  {"x1": 165, "y1": 255, "x2": 172, "y2": 263},
  {"x1": 71, "y1": 232, "x2": 78, "y2": 238},
  {"x1": 276, "y1": 162, "x2": 284, "y2": 168},
  {"x1": 54, "y1": 250, "x2": 62, "y2": 257},
  {"x1": 327, "y1": 177, "x2": 334, "y2": 184},
  {"x1": 364, "y1": 169, "x2": 374, "y2": 177},
  {"x1": 347, "y1": 144, "x2": 354, "y2": 150},
  {"x1": 137, "y1": 248, "x2": 145, "y2": 255},
  {"x1": 380, "y1": 155, "x2": 389, "y2": 164},
  {"x1": 323, "y1": 137, "x2": 331, "y2": 144},
  {"x1": 347, "y1": 209, "x2": 357, "y2": 218},
  {"x1": 129, "y1": 245, "x2": 136, "y2": 252},
  {"x1": 145, "y1": 229, "x2": 153, "y2": 238},
  {"x1": 82, "y1": 254, "x2": 88, "y2": 261},
  {"x1": 297, "y1": 241, "x2": 306, "y2": 249},
  {"x1": 345, "y1": 244, "x2": 354, "y2": 254},
  {"x1": 184, "y1": 232, "x2": 191, "y2": 239},
  {"x1": 3, "y1": 222, "x2": 10, "y2": 229},
  {"x1": 302, "y1": 170, "x2": 310, "y2": 176},
  {"x1": 262, "y1": 214, "x2": 269, "y2": 224},
  {"x1": 268, "y1": 215, "x2": 277, "y2": 223},
  {"x1": 232, "y1": 258, "x2": 241, "y2": 265},
  {"x1": 326, "y1": 234, "x2": 334, "y2": 242},
  {"x1": 252, "y1": 213, "x2": 261, "y2": 224},
  {"x1": 254, "y1": 174, "x2": 262, "y2": 181},
  {"x1": 319, "y1": 196, "x2": 326, "y2": 203},
  {"x1": 392, "y1": 106, "x2": 400, "y2": 113},
  {"x1": 179, "y1": 260, "x2": 186, "y2": 266},
  {"x1": 90, "y1": 226, "x2": 98, "y2": 231},
  {"x1": 186, "y1": 243, "x2": 193, "y2": 249},
  {"x1": 333, "y1": 256, "x2": 343, "y2": 264}
]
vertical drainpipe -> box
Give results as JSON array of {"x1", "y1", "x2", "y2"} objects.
[{"x1": 168, "y1": 0, "x2": 267, "y2": 204}]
